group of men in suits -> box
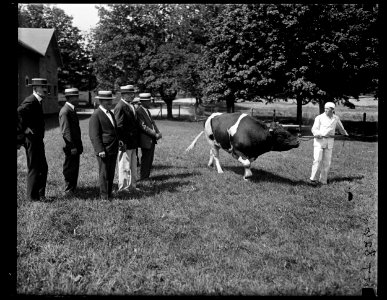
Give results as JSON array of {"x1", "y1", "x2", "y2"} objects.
[{"x1": 17, "y1": 78, "x2": 162, "y2": 202}]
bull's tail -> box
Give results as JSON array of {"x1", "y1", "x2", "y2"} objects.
[{"x1": 185, "y1": 131, "x2": 204, "y2": 153}]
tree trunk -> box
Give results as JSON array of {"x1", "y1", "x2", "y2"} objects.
[
  {"x1": 296, "y1": 96, "x2": 303, "y2": 126},
  {"x1": 165, "y1": 99, "x2": 173, "y2": 119},
  {"x1": 226, "y1": 97, "x2": 235, "y2": 113},
  {"x1": 318, "y1": 99, "x2": 325, "y2": 114}
]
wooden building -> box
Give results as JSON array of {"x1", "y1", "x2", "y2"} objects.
[{"x1": 18, "y1": 28, "x2": 63, "y2": 114}]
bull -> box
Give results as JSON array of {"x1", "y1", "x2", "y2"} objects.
[{"x1": 185, "y1": 112, "x2": 300, "y2": 180}]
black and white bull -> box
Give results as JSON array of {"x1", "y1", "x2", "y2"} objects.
[{"x1": 185, "y1": 112, "x2": 300, "y2": 180}]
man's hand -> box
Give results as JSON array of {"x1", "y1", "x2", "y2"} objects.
[
  {"x1": 98, "y1": 151, "x2": 106, "y2": 158},
  {"x1": 70, "y1": 148, "x2": 78, "y2": 155},
  {"x1": 314, "y1": 134, "x2": 322, "y2": 139},
  {"x1": 24, "y1": 127, "x2": 34, "y2": 135},
  {"x1": 156, "y1": 133, "x2": 162, "y2": 140},
  {"x1": 119, "y1": 141, "x2": 126, "y2": 151}
]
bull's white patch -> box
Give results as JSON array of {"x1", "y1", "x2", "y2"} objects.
[
  {"x1": 238, "y1": 156, "x2": 251, "y2": 167},
  {"x1": 205, "y1": 112, "x2": 223, "y2": 148},
  {"x1": 227, "y1": 113, "x2": 248, "y2": 137}
]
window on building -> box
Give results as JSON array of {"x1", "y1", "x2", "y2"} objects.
[{"x1": 25, "y1": 76, "x2": 29, "y2": 87}]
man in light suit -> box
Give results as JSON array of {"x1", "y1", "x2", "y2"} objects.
[
  {"x1": 114, "y1": 85, "x2": 141, "y2": 192},
  {"x1": 136, "y1": 93, "x2": 162, "y2": 180},
  {"x1": 89, "y1": 91, "x2": 119, "y2": 200},
  {"x1": 59, "y1": 88, "x2": 83, "y2": 196},
  {"x1": 17, "y1": 78, "x2": 49, "y2": 202},
  {"x1": 309, "y1": 102, "x2": 349, "y2": 186}
]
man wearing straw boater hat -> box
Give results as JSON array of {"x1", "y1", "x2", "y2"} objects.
[
  {"x1": 17, "y1": 78, "x2": 50, "y2": 202},
  {"x1": 309, "y1": 101, "x2": 349, "y2": 186},
  {"x1": 114, "y1": 85, "x2": 141, "y2": 192},
  {"x1": 89, "y1": 91, "x2": 119, "y2": 200},
  {"x1": 59, "y1": 88, "x2": 83, "y2": 197},
  {"x1": 136, "y1": 93, "x2": 162, "y2": 180}
]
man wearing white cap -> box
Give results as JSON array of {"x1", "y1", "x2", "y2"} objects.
[
  {"x1": 114, "y1": 85, "x2": 140, "y2": 192},
  {"x1": 17, "y1": 78, "x2": 49, "y2": 202},
  {"x1": 309, "y1": 101, "x2": 349, "y2": 185},
  {"x1": 59, "y1": 88, "x2": 83, "y2": 196}
]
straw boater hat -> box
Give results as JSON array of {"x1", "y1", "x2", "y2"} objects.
[
  {"x1": 95, "y1": 91, "x2": 115, "y2": 100},
  {"x1": 139, "y1": 93, "x2": 152, "y2": 101},
  {"x1": 324, "y1": 102, "x2": 335, "y2": 109},
  {"x1": 29, "y1": 78, "x2": 48, "y2": 86},
  {"x1": 120, "y1": 85, "x2": 135, "y2": 93},
  {"x1": 64, "y1": 88, "x2": 79, "y2": 97},
  {"x1": 131, "y1": 97, "x2": 140, "y2": 104}
]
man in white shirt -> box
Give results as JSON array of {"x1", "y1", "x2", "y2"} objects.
[{"x1": 310, "y1": 102, "x2": 349, "y2": 185}]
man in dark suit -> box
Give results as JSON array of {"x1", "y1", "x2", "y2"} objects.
[
  {"x1": 136, "y1": 93, "x2": 162, "y2": 180},
  {"x1": 114, "y1": 85, "x2": 141, "y2": 192},
  {"x1": 59, "y1": 88, "x2": 83, "y2": 196},
  {"x1": 89, "y1": 91, "x2": 119, "y2": 200},
  {"x1": 17, "y1": 78, "x2": 49, "y2": 202}
]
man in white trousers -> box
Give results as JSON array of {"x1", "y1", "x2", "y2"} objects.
[
  {"x1": 114, "y1": 85, "x2": 141, "y2": 192},
  {"x1": 309, "y1": 102, "x2": 349, "y2": 186}
]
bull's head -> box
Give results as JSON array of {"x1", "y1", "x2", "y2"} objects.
[{"x1": 268, "y1": 122, "x2": 300, "y2": 151}]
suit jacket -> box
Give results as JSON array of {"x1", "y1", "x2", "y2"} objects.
[
  {"x1": 89, "y1": 107, "x2": 119, "y2": 156},
  {"x1": 114, "y1": 99, "x2": 139, "y2": 149},
  {"x1": 17, "y1": 94, "x2": 45, "y2": 140},
  {"x1": 136, "y1": 106, "x2": 160, "y2": 149},
  {"x1": 59, "y1": 103, "x2": 83, "y2": 154}
]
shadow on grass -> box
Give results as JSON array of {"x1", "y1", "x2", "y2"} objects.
[
  {"x1": 146, "y1": 171, "x2": 200, "y2": 181},
  {"x1": 225, "y1": 167, "x2": 311, "y2": 186},
  {"x1": 152, "y1": 164, "x2": 189, "y2": 170},
  {"x1": 72, "y1": 186, "x2": 100, "y2": 200},
  {"x1": 329, "y1": 175, "x2": 364, "y2": 184}
]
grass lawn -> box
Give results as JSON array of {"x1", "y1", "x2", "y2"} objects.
[{"x1": 17, "y1": 112, "x2": 377, "y2": 295}]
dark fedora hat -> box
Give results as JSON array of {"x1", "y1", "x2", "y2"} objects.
[
  {"x1": 139, "y1": 93, "x2": 152, "y2": 101},
  {"x1": 120, "y1": 85, "x2": 135, "y2": 93},
  {"x1": 29, "y1": 78, "x2": 48, "y2": 86},
  {"x1": 64, "y1": 88, "x2": 79, "y2": 96},
  {"x1": 95, "y1": 91, "x2": 115, "y2": 100}
]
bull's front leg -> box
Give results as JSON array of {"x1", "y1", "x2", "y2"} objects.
[
  {"x1": 210, "y1": 146, "x2": 223, "y2": 173},
  {"x1": 232, "y1": 150, "x2": 253, "y2": 180}
]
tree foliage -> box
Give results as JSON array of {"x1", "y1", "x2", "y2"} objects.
[
  {"x1": 18, "y1": 4, "x2": 96, "y2": 91},
  {"x1": 202, "y1": 4, "x2": 379, "y2": 115}
]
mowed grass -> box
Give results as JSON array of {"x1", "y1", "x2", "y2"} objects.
[{"x1": 17, "y1": 115, "x2": 377, "y2": 295}]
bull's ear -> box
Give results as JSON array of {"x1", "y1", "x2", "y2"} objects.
[{"x1": 269, "y1": 128, "x2": 273, "y2": 132}]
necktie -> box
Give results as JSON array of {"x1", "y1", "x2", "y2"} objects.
[{"x1": 106, "y1": 110, "x2": 115, "y2": 127}]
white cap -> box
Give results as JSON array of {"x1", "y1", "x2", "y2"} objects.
[{"x1": 324, "y1": 102, "x2": 335, "y2": 109}]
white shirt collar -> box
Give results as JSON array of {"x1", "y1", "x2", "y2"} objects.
[
  {"x1": 99, "y1": 105, "x2": 109, "y2": 114},
  {"x1": 33, "y1": 91, "x2": 42, "y2": 102},
  {"x1": 65, "y1": 102, "x2": 75, "y2": 110}
]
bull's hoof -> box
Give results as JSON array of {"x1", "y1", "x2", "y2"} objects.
[
  {"x1": 218, "y1": 170, "x2": 224, "y2": 174},
  {"x1": 243, "y1": 176, "x2": 251, "y2": 181}
]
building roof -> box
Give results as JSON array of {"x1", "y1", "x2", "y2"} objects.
[{"x1": 18, "y1": 28, "x2": 62, "y2": 66}]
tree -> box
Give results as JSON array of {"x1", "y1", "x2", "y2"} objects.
[
  {"x1": 202, "y1": 4, "x2": 379, "y2": 119},
  {"x1": 92, "y1": 4, "x2": 219, "y2": 118},
  {"x1": 18, "y1": 4, "x2": 96, "y2": 91}
]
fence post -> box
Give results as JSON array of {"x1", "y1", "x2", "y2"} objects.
[
  {"x1": 251, "y1": 108, "x2": 254, "y2": 116},
  {"x1": 160, "y1": 104, "x2": 162, "y2": 118},
  {"x1": 273, "y1": 109, "x2": 276, "y2": 122},
  {"x1": 179, "y1": 105, "x2": 181, "y2": 118},
  {"x1": 363, "y1": 112, "x2": 366, "y2": 136}
]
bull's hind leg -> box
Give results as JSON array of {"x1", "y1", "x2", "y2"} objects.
[{"x1": 211, "y1": 146, "x2": 223, "y2": 173}]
